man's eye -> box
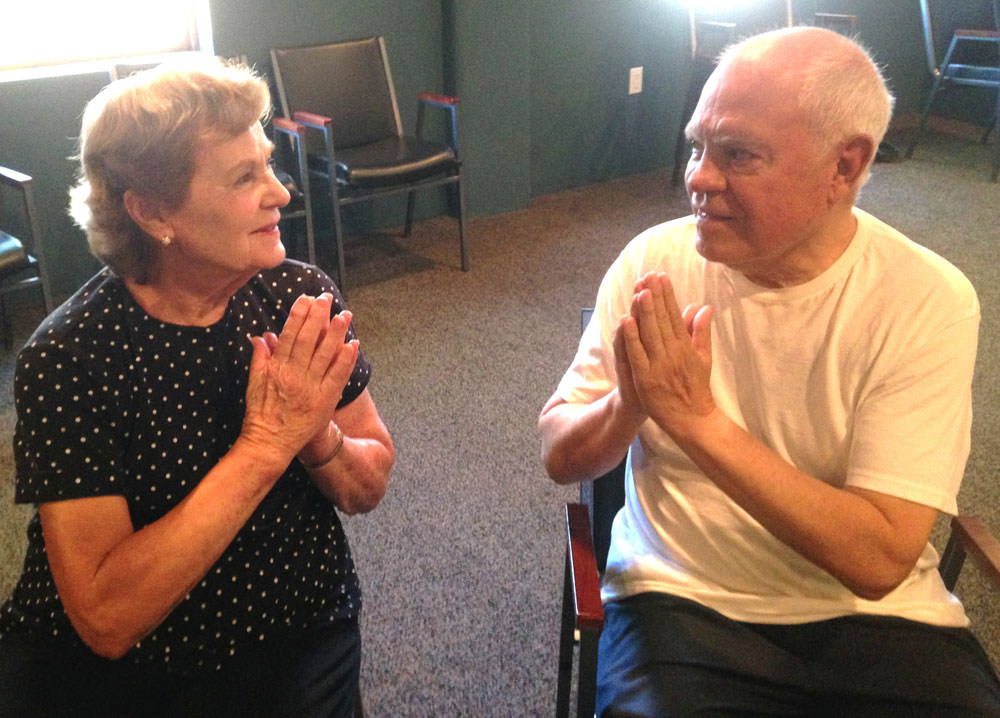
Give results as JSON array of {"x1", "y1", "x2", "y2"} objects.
[{"x1": 726, "y1": 148, "x2": 755, "y2": 163}]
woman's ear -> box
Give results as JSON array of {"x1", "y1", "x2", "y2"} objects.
[{"x1": 123, "y1": 190, "x2": 172, "y2": 240}]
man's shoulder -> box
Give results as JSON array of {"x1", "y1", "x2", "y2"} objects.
[
  {"x1": 855, "y1": 209, "x2": 978, "y2": 315},
  {"x1": 618, "y1": 216, "x2": 699, "y2": 269}
]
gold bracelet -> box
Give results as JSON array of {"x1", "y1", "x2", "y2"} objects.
[{"x1": 301, "y1": 424, "x2": 344, "y2": 470}]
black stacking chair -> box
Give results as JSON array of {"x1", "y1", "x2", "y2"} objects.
[
  {"x1": 271, "y1": 118, "x2": 316, "y2": 264},
  {"x1": 270, "y1": 36, "x2": 469, "y2": 292},
  {"x1": 555, "y1": 311, "x2": 1000, "y2": 718},
  {"x1": 0, "y1": 166, "x2": 53, "y2": 351},
  {"x1": 671, "y1": 17, "x2": 737, "y2": 186},
  {"x1": 904, "y1": 0, "x2": 1000, "y2": 181}
]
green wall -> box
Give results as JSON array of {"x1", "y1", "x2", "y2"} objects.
[{"x1": 0, "y1": 0, "x2": 972, "y2": 300}]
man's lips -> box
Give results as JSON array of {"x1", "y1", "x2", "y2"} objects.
[{"x1": 694, "y1": 208, "x2": 734, "y2": 222}]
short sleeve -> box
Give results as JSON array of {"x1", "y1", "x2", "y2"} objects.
[
  {"x1": 846, "y1": 313, "x2": 979, "y2": 514},
  {"x1": 13, "y1": 344, "x2": 127, "y2": 504}
]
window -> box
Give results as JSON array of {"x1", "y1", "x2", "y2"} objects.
[{"x1": 1, "y1": 0, "x2": 212, "y2": 77}]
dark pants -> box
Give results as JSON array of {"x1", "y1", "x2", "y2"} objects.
[
  {"x1": 0, "y1": 617, "x2": 361, "y2": 718},
  {"x1": 597, "y1": 592, "x2": 1000, "y2": 717}
]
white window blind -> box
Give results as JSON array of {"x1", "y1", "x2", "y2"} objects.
[{"x1": 0, "y1": 0, "x2": 212, "y2": 74}]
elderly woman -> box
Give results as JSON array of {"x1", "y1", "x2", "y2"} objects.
[{"x1": 0, "y1": 57, "x2": 393, "y2": 716}]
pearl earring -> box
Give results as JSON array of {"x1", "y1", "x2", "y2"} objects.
[{"x1": 161, "y1": 235, "x2": 172, "y2": 247}]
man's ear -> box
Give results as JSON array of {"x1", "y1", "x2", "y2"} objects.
[
  {"x1": 830, "y1": 135, "x2": 875, "y2": 202},
  {"x1": 123, "y1": 190, "x2": 172, "y2": 240}
]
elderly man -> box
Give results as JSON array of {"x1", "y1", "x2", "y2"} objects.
[{"x1": 539, "y1": 27, "x2": 1000, "y2": 716}]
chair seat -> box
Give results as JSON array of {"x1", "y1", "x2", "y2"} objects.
[
  {"x1": 310, "y1": 136, "x2": 458, "y2": 188},
  {"x1": 0, "y1": 232, "x2": 30, "y2": 277},
  {"x1": 942, "y1": 63, "x2": 1000, "y2": 83}
]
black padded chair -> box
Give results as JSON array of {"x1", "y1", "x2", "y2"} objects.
[
  {"x1": 904, "y1": 0, "x2": 1000, "y2": 181},
  {"x1": 271, "y1": 117, "x2": 317, "y2": 264},
  {"x1": 555, "y1": 308, "x2": 1000, "y2": 718},
  {"x1": 670, "y1": 17, "x2": 737, "y2": 186},
  {"x1": 270, "y1": 36, "x2": 468, "y2": 292},
  {"x1": 0, "y1": 166, "x2": 53, "y2": 351}
]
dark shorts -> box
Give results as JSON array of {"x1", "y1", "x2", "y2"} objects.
[
  {"x1": 0, "y1": 617, "x2": 361, "y2": 718},
  {"x1": 597, "y1": 592, "x2": 1000, "y2": 717}
]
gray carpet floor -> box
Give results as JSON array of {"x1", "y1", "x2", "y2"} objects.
[{"x1": 0, "y1": 118, "x2": 998, "y2": 716}]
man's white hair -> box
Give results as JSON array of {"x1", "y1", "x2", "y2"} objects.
[{"x1": 718, "y1": 27, "x2": 894, "y2": 182}]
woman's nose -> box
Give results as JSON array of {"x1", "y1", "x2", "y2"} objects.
[{"x1": 265, "y1": 169, "x2": 292, "y2": 209}]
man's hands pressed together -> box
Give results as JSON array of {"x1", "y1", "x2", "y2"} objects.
[{"x1": 616, "y1": 272, "x2": 716, "y2": 441}]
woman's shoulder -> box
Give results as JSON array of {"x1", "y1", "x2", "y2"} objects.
[
  {"x1": 250, "y1": 260, "x2": 347, "y2": 308},
  {"x1": 20, "y1": 269, "x2": 127, "y2": 355}
]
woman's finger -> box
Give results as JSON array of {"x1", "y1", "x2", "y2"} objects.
[
  {"x1": 272, "y1": 295, "x2": 314, "y2": 361},
  {"x1": 309, "y1": 310, "x2": 352, "y2": 377}
]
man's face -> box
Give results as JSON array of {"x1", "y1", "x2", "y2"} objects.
[{"x1": 684, "y1": 61, "x2": 841, "y2": 287}]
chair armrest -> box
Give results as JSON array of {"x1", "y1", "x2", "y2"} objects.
[
  {"x1": 566, "y1": 503, "x2": 604, "y2": 632},
  {"x1": 946, "y1": 515, "x2": 1000, "y2": 591},
  {"x1": 415, "y1": 95, "x2": 460, "y2": 155},
  {"x1": 291, "y1": 111, "x2": 333, "y2": 132},
  {"x1": 418, "y1": 92, "x2": 460, "y2": 108},
  {"x1": 273, "y1": 117, "x2": 306, "y2": 138}
]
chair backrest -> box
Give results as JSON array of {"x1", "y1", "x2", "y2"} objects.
[
  {"x1": 579, "y1": 308, "x2": 628, "y2": 573},
  {"x1": 918, "y1": 0, "x2": 1000, "y2": 76},
  {"x1": 271, "y1": 37, "x2": 403, "y2": 150}
]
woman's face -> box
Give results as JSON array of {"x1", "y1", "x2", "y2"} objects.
[{"x1": 162, "y1": 123, "x2": 291, "y2": 281}]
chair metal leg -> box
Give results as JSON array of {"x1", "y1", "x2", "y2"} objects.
[
  {"x1": 0, "y1": 293, "x2": 10, "y2": 352},
  {"x1": 577, "y1": 628, "x2": 599, "y2": 718},
  {"x1": 327, "y1": 177, "x2": 348, "y2": 294},
  {"x1": 456, "y1": 173, "x2": 469, "y2": 272},
  {"x1": 404, "y1": 190, "x2": 416, "y2": 237},
  {"x1": 991, "y1": 92, "x2": 1000, "y2": 182},
  {"x1": 556, "y1": 550, "x2": 575, "y2": 718},
  {"x1": 905, "y1": 74, "x2": 947, "y2": 160},
  {"x1": 940, "y1": 529, "x2": 967, "y2": 592},
  {"x1": 332, "y1": 206, "x2": 348, "y2": 295}
]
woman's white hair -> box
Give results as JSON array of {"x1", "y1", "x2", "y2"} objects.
[
  {"x1": 718, "y1": 26, "x2": 894, "y2": 182},
  {"x1": 69, "y1": 55, "x2": 271, "y2": 283}
]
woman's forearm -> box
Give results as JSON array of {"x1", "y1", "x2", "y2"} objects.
[
  {"x1": 42, "y1": 437, "x2": 287, "y2": 659},
  {"x1": 305, "y1": 433, "x2": 393, "y2": 514}
]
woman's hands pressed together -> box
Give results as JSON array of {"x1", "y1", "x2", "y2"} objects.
[{"x1": 241, "y1": 293, "x2": 358, "y2": 471}]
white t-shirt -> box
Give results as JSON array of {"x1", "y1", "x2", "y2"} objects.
[{"x1": 556, "y1": 208, "x2": 980, "y2": 627}]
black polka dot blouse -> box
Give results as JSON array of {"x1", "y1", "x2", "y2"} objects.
[{"x1": 0, "y1": 260, "x2": 371, "y2": 675}]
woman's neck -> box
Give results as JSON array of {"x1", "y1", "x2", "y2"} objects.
[{"x1": 124, "y1": 265, "x2": 255, "y2": 327}]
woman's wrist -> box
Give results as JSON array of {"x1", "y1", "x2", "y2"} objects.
[{"x1": 299, "y1": 423, "x2": 345, "y2": 470}]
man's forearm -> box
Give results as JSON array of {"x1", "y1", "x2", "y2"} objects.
[
  {"x1": 539, "y1": 390, "x2": 645, "y2": 485},
  {"x1": 670, "y1": 408, "x2": 938, "y2": 600}
]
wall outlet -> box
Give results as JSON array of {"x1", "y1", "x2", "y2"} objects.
[{"x1": 629, "y1": 66, "x2": 643, "y2": 95}]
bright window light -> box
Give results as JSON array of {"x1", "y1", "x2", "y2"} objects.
[
  {"x1": 677, "y1": 0, "x2": 761, "y2": 7},
  {"x1": 0, "y1": 0, "x2": 211, "y2": 74}
]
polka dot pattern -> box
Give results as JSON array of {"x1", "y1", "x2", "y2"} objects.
[{"x1": 0, "y1": 260, "x2": 370, "y2": 675}]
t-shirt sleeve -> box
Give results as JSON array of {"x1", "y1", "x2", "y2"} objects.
[
  {"x1": 846, "y1": 311, "x2": 979, "y2": 515},
  {"x1": 13, "y1": 343, "x2": 128, "y2": 504}
]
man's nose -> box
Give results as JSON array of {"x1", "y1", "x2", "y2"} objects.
[{"x1": 685, "y1": 152, "x2": 725, "y2": 195}]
